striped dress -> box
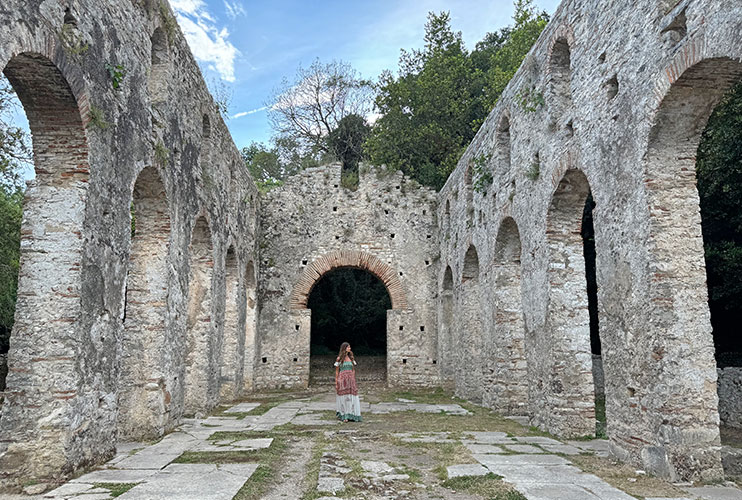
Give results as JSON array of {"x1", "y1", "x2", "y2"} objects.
[{"x1": 334, "y1": 359, "x2": 362, "y2": 421}]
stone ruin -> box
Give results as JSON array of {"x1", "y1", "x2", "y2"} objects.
[{"x1": 0, "y1": 0, "x2": 740, "y2": 489}]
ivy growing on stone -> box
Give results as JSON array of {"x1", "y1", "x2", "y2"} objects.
[
  {"x1": 105, "y1": 62, "x2": 127, "y2": 90},
  {"x1": 472, "y1": 153, "x2": 493, "y2": 193}
]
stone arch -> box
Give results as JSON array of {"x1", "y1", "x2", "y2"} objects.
[
  {"x1": 242, "y1": 260, "x2": 257, "y2": 392},
  {"x1": 462, "y1": 244, "x2": 480, "y2": 282},
  {"x1": 639, "y1": 56, "x2": 742, "y2": 480},
  {"x1": 118, "y1": 166, "x2": 171, "y2": 439},
  {"x1": 458, "y1": 244, "x2": 483, "y2": 401},
  {"x1": 485, "y1": 217, "x2": 527, "y2": 414},
  {"x1": 0, "y1": 51, "x2": 91, "y2": 479},
  {"x1": 149, "y1": 27, "x2": 169, "y2": 102},
  {"x1": 541, "y1": 168, "x2": 595, "y2": 437},
  {"x1": 290, "y1": 250, "x2": 407, "y2": 310},
  {"x1": 184, "y1": 215, "x2": 215, "y2": 415},
  {"x1": 547, "y1": 33, "x2": 573, "y2": 113},
  {"x1": 219, "y1": 245, "x2": 240, "y2": 400},
  {"x1": 438, "y1": 265, "x2": 455, "y2": 384}
]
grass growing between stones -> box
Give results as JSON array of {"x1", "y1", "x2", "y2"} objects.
[
  {"x1": 93, "y1": 483, "x2": 137, "y2": 497},
  {"x1": 300, "y1": 435, "x2": 332, "y2": 500},
  {"x1": 440, "y1": 473, "x2": 526, "y2": 499},
  {"x1": 569, "y1": 454, "x2": 688, "y2": 498}
]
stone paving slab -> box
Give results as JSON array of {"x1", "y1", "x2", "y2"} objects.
[
  {"x1": 540, "y1": 443, "x2": 583, "y2": 455},
  {"x1": 112, "y1": 452, "x2": 181, "y2": 470},
  {"x1": 116, "y1": 463, "x2": 258, "y2": 500},
  {"x1": 44, "y1": 482, "x2": 97, "y2": 497},
  {"x1": 224, "y1": 402, "x2": 260, "y2": 413},
  {"x1": 516, "y1": 436, "x2": 562, "y2": 445},
  {"x1": 504, "y1": 443, "x2": 545, "y2": 454},
  {"x1": 475, "y1": 453, "x2": 570, "y2": 467},
  {"x1": 684, "y1": 486, "x2": 742, "y2": 499},
  {"x1": 464, "y1": 431, "x2": 512, "y2": 443},
  {"x1": 70, "y1": 469, "x2": 157, "y2": 484},
  {"x1": 566, "y1": 439, "x2": 611, "y2": 457},
  {"x1": 447, "y1": 463, "x2": 489, "y2": 478},
  {"x1": 464, "y1": 443, "x2": 506, "y2": 454}
]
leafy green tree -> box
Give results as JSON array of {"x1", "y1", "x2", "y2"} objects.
[
  {"x1": 0, "y1": 77, "x2": 28, "y2": 360},
  {"x1": 327, "y1": 114, "x2": 370, "y2": 172},
  {"x1": 307, "y1": 269, "x2": 391, "y2": 356},
  {"x1": 365, "y1": 1, "x2": 548, "y2": 190},
  {"x1": 0, "y1": 186, "x2": 21, "y2": 356},
  {"x1": 697, "y1": 81, "x2": 742, "y2": 365}
]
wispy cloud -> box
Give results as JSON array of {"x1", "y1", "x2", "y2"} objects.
[
  {"x1": 231, "y1": 106, "x2": 268, "y2": 119},
  {"x1": 169, "y1": 0, "x2": 239, "y2": 82},
  {"x1": 224, "y1": 0, "x2": 246, "y2": 19}
]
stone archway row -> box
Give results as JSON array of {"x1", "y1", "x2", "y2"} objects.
[{"x1": 290, "y1": 250, "x2": 408, "y2": 310}]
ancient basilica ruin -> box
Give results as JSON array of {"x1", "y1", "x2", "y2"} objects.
[{"x1": 0, "y1": 0, "x2": 741, "y2": 489}]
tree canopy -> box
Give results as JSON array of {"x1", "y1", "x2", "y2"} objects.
[{"x1": 365, "y1": 1, "x2": 549, "y2": 189}]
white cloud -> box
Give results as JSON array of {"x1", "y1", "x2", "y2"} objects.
[
  {"x1": 231, "y1": 106, "x2": 268, "y2": 119},
  {"x1": 223, "y1": 1, "x2": 246, "y2": 19},
  {"x1": 168, "y1": 0, "x2": 238, "y2": 82}
]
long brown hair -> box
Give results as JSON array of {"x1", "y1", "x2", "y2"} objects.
[{"x1": 337, "y1": 342, "x2": 355, "y2": 367}]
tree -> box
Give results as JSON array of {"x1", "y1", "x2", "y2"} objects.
[
  {"x1": 697, "y1": 81, "x2": 742, "y2": 365},
  {"x1": 327, "y1": 114, "x2": 370, "y2": 172},
  {"x1": 0, "y1": 77, "x2": 31, "y2": 189},
  {"x1": 365, "y1": 2, "x2": 548, "y2": 190},
  {"x1": 268, "y1": 59, "x2": 373, "y2": 156},
  {"x1": 0, "y1": 76, "x2": 28, "y2": 358}
]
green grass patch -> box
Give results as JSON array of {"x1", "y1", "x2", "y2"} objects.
[
  {"x1": 93, "y1": 483, "x2": 138, "y2": 497},
  {"x1": 300, "y1": 435, "x2": 332, "y2": 500},
  {"x1": 441, "y1": 473, "x2": 525, "y2": 499}
]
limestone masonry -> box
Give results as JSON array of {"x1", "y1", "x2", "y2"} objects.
[{"x1": 0, "y1": 0, "x2": 740, "y2": 489}]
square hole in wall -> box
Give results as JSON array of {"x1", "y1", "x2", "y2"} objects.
[
  {"x1": 384, "y1": 209, "x2": 389, "y2": 215},
  {"x1": 399, "y1": 271, "x2": 403, "y2": 276},
  {"x1": 295, "y1": 324, "x2": 300, "y2": 331},
  {"x1": 335, "y1": 235, "x2": 340, "y2": 240},
  {"x1": 399, "y1": 325, "x2": 404, "y2": 331},
  {"x1": 334, "y1": 184, "x2": 339, "y2": 188},
  {"x1": 262, "y1": 357, "x2": 267, "y2": 363},
  {"x1": 390, "y1": 233, "x2": 395, "y2": 239},
  {"x1": 427, "y1": 235, "x2": 432, "y2": 239},
  {"x1": 432, "y1": 359, "x2": 437, "y2": 365},
  {"x1": 425, "y1": 260, "x2": 430, "y2": 266},
  {"x1": 422, "y1": 210, "x2": 426, "y2": 215},
  {"x1": 333, "y1": 207, "x2": 338, "y2": 212},
  {"x1": 402, "y1": 358, "x2": 407, "y2": 364},
  {"x1": 420, "y1": 326, "x2": 425, "y2": 332},
  {"x1": 302, "y1": 259, "x2": 308, "y2": 266},
  {"x1": 396, "y1": 185, "x2": 400, "y2": 189},
  {"x1": 293, "y1": 357, "x2": 298, "y2": 362}
]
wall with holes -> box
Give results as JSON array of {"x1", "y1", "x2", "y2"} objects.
[
  {"x1": 256, "y1": 164, "x2": 439, "y2": 389},
  {"x1": 0, "y1": 0, "x2": 259, "y2": 487},
  {"x1": 436, "y1": 0, "x2": 741, "y2": 482}
]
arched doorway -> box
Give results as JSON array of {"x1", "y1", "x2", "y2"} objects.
[
  {"x1": 640, "y1": 56, "x2": 742, "y2": 479},
  {"x1": 540, "y1": 168, "x2": 600, "y2": 437},
  {"x1": 0, "y1": 51, "x2": 90, "y2": 478},
  {"x1": 438, "y1": 266, "x2": 454, "y2": 385},
  {"x1": 119, "y1": 166, "x2": 171, "y2": 439},
  {"x1": 458, "y1": 244, "x2": 482, "y2": 402},
  {"x1": 289, "y1": 250, "x2": 407, "y2": 387},
  {"x1": 307, "y1": 268, "x2": 391, "y2": 384}
]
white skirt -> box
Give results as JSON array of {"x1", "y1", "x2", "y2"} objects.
[{"x1": 336, "y1": 394, "x2": 362, "y2": 421}]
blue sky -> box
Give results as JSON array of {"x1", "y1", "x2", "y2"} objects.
[{"x1": 171, "y1": 0, "x2": 562, "y2": 149}]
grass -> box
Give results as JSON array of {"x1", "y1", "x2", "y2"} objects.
[
  {"x1": 570, "y1": 454, "x2": 688, "y2": 498},
  {"x1": 300, "y1": 435, "x2": 331, "y2": 500},
  {"x1": 441, "y1": 473, "x2": 526, "y2": 499},
  {"x1": 93, "y1": 483, "x2": 137, "y2": 497}
]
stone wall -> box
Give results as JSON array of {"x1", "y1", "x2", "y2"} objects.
[
  {"x1": 435, "y1": 0, "x2": 741, "y2": 482},
  {"x1": 256, "y1": 165, "x2": 439, "y2": 389},
  {"x1": 718, "y1": 368, "x2": 742, "y2": 430},
  {"x1": 0, "y1": 0, "x2": 258, "y2": 487}
]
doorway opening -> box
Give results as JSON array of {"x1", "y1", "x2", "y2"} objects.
[{"x1": 307, "y1": 268, "x2": 391, "y2": 385}]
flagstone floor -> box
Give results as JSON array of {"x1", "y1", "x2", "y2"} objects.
[{"x1": 11, "y1": 387, "x2": 742, "y2": 500}]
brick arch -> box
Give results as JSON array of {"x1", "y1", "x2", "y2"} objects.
[{"x1": 290, "y1": 250, "x2": 408, "y2": 310}]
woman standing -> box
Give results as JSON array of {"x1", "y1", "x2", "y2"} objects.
[{"x1": 334, "y1": 342, "x2": 362, "y2": 422}]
